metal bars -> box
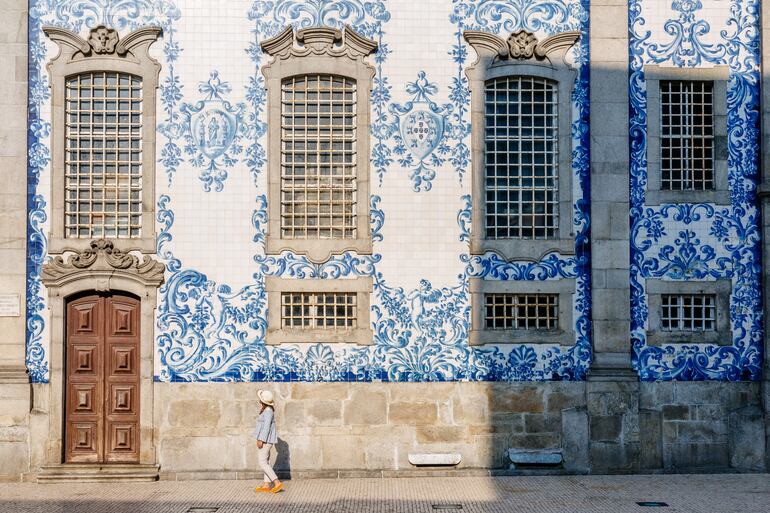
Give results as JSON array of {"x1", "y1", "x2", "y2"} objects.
[
  {"x1": 484, "y1": 76, "x2": 559, "y2": 239},
  {"x1": 281, "y1": 292, "x2": 357, "y2": 328},
  {"x1": 64, "y1": 72, "x2": 143, "y2": 238},
  {"x1": 660, "y1": 80, "x2": 714, "y2": 190},
  {"x1": 280, "y1": 74, "x2": 357, "y2": 239},
  {"x1": 484, "y1": 293, "x2": 559, "y2": 330},
  {"x1": 660, "y1": 294, "x2": 716, "y2": 331}
]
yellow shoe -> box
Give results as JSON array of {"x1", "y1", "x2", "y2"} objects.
[
  {"x1": 270, "y1": 482, "x2": 285, "y2": 494},
  {"x1": 254, "y1": 484, "x2": 272, "y2": 493}
]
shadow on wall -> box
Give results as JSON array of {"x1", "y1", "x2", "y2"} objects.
[{"x1": 274, "y1": 438, "x2": 291, "y2": 479}]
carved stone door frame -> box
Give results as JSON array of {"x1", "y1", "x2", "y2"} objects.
[{"x1": 39, "y1": 240, "x2": 164, "y2": 466}]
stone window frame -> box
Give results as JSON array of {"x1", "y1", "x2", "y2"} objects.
[
  {"x1": 468, "y1": 277, "x2": 575, "y2": 345},
  {"x1": 646, "y1": 65, "x2": 730, "y2": 206},
  {"x1": 43, "y1": 25, "x2": 162, "y2": 255},
  {"x1": 260, "y1": 26, "x2": 377, "y2": 263},
  {"x1": 463, "y1": 30, "x2": 580, "y2": 261},
  {"x1": 265, "y1": 276, "x2": 373, "y2": 345},
  {"x1": 646, "y1": 279, "x2": 732, "y2": 346}
]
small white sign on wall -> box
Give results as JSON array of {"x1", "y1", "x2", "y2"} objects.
[{"x1": 0, "y1": 294, "x2": 21, "y2": 317}]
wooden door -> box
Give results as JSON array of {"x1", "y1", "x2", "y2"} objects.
[{"x1": 65, "y1": 294, "x2": 140, "y2": 463}]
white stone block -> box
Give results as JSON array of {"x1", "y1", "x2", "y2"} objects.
[{"x1": 408, "y1": 452, "x2": 461, "y2": 466}]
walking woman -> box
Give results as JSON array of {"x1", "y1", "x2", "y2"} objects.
[{"x1": 253, "y1": 389, "x2": 284, "y2": 493}]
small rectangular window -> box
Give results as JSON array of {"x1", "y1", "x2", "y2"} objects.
[
  {"x1": 660, "y1": 80, "x2": 714, "y2": 191},
  {"x1": 484, "y1": 76, "x2": 559, "y2": 239},
  {"x1": 65, "y1": 71, "x2": 143, "y2": 239},
  {"x1": 280, "y1": 74, "x2": 357, "y2": 240},
  {"x1": 484, "y1": 293, "x2": 558, "y2": 330},
  {"x1": 660, "y1": 294, "x2": 716, "y2": 331},
  {"x1": 281, "y1": 292, "x2": 357, "y2": 329}
]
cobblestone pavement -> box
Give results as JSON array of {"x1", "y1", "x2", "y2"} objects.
[{"x1": 1, "y1": 474, "x2": 769, "y2": 513}]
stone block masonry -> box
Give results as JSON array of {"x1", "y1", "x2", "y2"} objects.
[
  {"x1": 152, "y1": 381, "x2": 764, "y2": 479},
  {"x1": 155, "y1": 382, "x2": 586, "y2": 478},
  {"x1": 0, "y1": 0, "x2": 29, "y2": 482}
]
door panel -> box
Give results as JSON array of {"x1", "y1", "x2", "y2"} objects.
[
  {"x1": 104, "y1": 296, "x2": 140, "y2": 462},
  {"x1": 65, "y1": 294, "x2": 140, "y2": 464},
  {"x1": 66, "y1": 297, "x2": 103, "y2": 463}
]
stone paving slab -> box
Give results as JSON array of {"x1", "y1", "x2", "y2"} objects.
[{"x1": 1, "y1": 474, "x2": 769, "y2": 513}]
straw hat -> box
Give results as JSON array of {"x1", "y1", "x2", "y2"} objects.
[{"x1": 257, "y1": 389, "x2": 275, "y2": 406}]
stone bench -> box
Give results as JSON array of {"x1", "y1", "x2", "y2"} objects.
[
  {"x1": 408, "y1": 453, "x2": 462, "y2": 467},
  {"x1": 507, "y1": 449, "x2": 563, "y2": 469}
]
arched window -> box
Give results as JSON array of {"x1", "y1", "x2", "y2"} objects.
[
  {"x1": 44, "y1": 25, "x2": 161, "y2": 254},
  {"x1": 464, "y1": 29, "x2": 579, "y2": 346},
  {"x1": 261, "y1": 26, "x2": 376, "y2": 263},
  {"x1": 484, "y1": 75, "x2": 559, "y2": 240},
  {"x1": 65, "y1": 72, "x2": 143, "y2": 239},
  {"x1": 280, "y1": 74, "x2": 358, "y2": 240},
  {"x1": 260, "y1": 26, "x2": 377, "y2": 346}
]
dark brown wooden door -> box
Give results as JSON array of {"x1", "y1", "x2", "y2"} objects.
[{"x1": 66, "y1": 294, "x2": 140, "y2": 463}]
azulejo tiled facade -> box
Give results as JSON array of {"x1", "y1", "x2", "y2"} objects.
[{"x1": 0, "y1": 0, "x2": 768, "y2": 479}]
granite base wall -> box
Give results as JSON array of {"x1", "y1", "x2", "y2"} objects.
[
  {"x1": 639, "y1": 381, "x2": 765, "y2": 472},
  {"x1": 1, "y1": 380, "x2": 767, "y2": 480},
  {"x1": 153, "y1": 382, "x2": 589, "y2": 479}
]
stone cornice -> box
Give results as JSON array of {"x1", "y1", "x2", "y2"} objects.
[{"x1": 41, "y1": 239, "x2": 165, "y2": 291}]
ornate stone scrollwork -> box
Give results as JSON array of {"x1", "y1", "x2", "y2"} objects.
[
  {"x1": 42, "y1": 24, "x2": 162, "y2": 59},
  {"x1": 464, "y1": 29, "x2": 580, "y2": 63},
  {"x1": 260, "y1": 24, "x2": 378, "y2": 61},
  {"x1": 507, "y1": 30, "x2": 538, "y2": 59},
  {"x1": 88, "y1": 25, "x2": 119, "y2": 54},
  {"x1": 42, "y1": 239, "x2": 165, "y2": 290}
]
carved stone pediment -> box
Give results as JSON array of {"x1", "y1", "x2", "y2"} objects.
[
  {"x1": 260, "y1": 25, "x2": 378, "y2": 61},
  {"x1": 464, "y1": 29, "x2": 580, "y2": 64},
  {"x1": 42, "y1": 239, "x2": 165, "y2": 290},
  {"x1": 43, "y1": 24, "x2": 162, "y2": 61}
]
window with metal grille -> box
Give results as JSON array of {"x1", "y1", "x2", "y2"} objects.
[
  {"x1": 660, "y1": 294, "x2": 716, "y2": 331},
  {"x1": 660, "y1": 80, "x2": 714, "y2": 190},
  {"x1": 484, "y1": 293, "x2": 558, "y2": 330},
  {"x1": 281, "y1": 74, "x2": 357, "y2": 239},
  {"x1": 282, "y1": 292, "x2": 357, "y2": 328},
  {"x1": 65, "y1": 72, "x2": 142, "y2": 238},
  {"x1": 484, "y1": 76, "x2": 558, "y2": 239}
]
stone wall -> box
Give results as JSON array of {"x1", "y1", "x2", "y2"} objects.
[
  {"x1": 154, "y1": 382, "x2": 588, "y2": 479},
  {"x1": 0, "y1": 0, "x2": 29, "y2": 482},
  {"x1": 640, "y1": 382, "x2": 765, "y2": 472},
  {"x1": 153, "y1": 381, "x2": 765, "y2": 479}
]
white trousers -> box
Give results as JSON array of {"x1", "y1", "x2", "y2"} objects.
[{"x1": 258, "y1": 443, "x2": 278, "y2": 482}]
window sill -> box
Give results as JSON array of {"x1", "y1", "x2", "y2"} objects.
[
  {"x1": 265, "y1": 237, "x2": 372, "y2": 263},
  {"x1": 469, "y1": 328, "x2": 572, "y2": 346},
  {"x1": 646, "y1": 189, "x2": 731, "y2": 206},
  {"x1": 645, "y1": 330, "x2": 732, "y2": 346},
  {"x1": 470, "y1": 237, "x2": 574, "y2": 260},
  {"x1": 48, "y1": 235, "x2": 157, "y2": 255},
  {"x1": 265, "y1": 327, "x2": 373, "y2": 345}
]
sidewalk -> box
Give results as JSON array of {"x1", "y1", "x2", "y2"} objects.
[{"x1": 1, "y1": 474, "x2": 768, "y2": 513}]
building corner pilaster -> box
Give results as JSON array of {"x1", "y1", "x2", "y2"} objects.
[
  {"x1": 587, "y1": 0, "x2": 640, "y2": 473},
  {"x1": 0, "y1": 0, "x2": 31, "y2": 482}
]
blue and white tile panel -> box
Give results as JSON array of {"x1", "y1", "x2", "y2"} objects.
[{"x1": 629, "y1": 0, "x2": 763, "y2": 380}]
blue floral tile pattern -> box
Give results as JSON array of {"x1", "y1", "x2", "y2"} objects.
[
  {"x1": 27, "y1": 0, "x2": 596, "y2": 384},
  {"x1": 629, "y1": 0, "x2": 762, "y2": 380}
]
